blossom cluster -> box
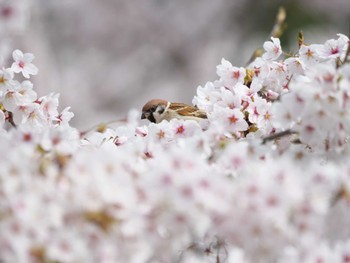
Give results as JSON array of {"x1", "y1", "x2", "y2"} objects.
[{"x1": 0, "y1": 34, "x2": 350, "y2": 263}]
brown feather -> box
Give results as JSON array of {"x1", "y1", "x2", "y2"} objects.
[
  {"x1": 170, "y1": 102, "x2": 207, "y2": 119},
  {"x1": 142, "y1": 99, "x2": 167, "y2": 113}
]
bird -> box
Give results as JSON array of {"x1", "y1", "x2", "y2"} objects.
[{"x1": 141, "y1": 99, "x2": 207, "y2": 123}]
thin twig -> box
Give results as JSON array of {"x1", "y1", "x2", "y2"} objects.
[
  {"x1": 270, "y1": 7, "x2": 287, "y2": 38},
  {"x1": 7, "y1": 112, "x2": 17, "y2": 128},
  {"x1": 298, "y1": 31, "x2": 304, "y2": 49},
  {"x1": 262, "y1": 129, "x2": 296, "y2": 144}
]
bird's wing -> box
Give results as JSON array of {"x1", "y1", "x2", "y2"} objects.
[{"x1": 170, "y1": 103, "x2": 207, "y2": 119}]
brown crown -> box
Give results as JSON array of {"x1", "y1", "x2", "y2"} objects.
[{"x1": 142, "y1": 99, "x2": 168, "y2": 112}]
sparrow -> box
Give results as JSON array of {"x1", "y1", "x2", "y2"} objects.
[{"x1": 141, "y1": 99, "x2": 207, "y2": 123}]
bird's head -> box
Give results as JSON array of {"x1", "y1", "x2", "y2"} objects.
[{"x1": 141, "y1": 99, "x2": 168, "y2": 123}]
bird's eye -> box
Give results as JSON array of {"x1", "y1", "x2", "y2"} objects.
[
  {"x1": 156, "y1": 106, "x2": 165, "y2": 114},
  {"x1": 158, "y1": 107, "x2": 165, "y2": 114}
]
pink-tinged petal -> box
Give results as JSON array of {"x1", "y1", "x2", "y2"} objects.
[
  {"x1": 22, "y1": 69, "x2": 30, "y2": 79},
  {"x1": 2, "y1": 68, "x2": 14, "y2": 79},
  {"x1": 21, "y1": 80, "x2": 34, "y2": 90},
  {"x1": 60, "y1": 108, "x2": 74, "y2": 123},
  {"x1": 263, "y1": 41, "x2": 274, "y2": 51},
  {"x1": 12, "y1": 49, "x2": 23, "y2": 61},
  {"x1": 221, "y1": 58, "x2": 233, "y2": 68},
  {"x1": 0, "y1": 110, "x2": 4, "y2": 127},
  {"x1": 135, "y1": 126, "x2": 148, "y2": 137},
  {"x1": 12, "y1": 107, "x2": 25, "y2": 125},
  {"x1": 3, "y1": 92, "x2": 16, "y2": 112},
  {"x1": 24, "y1": 64, "x2": 39, "y2": 76},
  {"x1": 271, "y1": 37, "x2": 281, "y2": 46},
  {"x1": 11, "y1": 62, "x2": 22, "y2": 73},
  {"x1": 237, "y1": 119, "x2": 249, "y2": 131},
  {"x1": 262, "y1": 37, "x2": 282, "y2": 61},
  {"x1": 23, "y1": 53, "x2": 35, "y2": 62}
]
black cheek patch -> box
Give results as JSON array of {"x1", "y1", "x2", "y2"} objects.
[{"x1": 149, "y1": 114, "x2": 156, "y2": 123}]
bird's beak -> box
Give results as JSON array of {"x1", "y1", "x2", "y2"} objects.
[{"x1": 141, "y1": 112, "x2": 147, "y2": 120}]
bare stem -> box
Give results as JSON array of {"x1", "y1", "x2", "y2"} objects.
[
  {"x1": 7, "y1": 112, "x2": 17, "y2": 128},
  {"x1": 262, "y1": 129, "x2": 296, "y2": 144},
  {"x1": 270, "y1": 7, "x2": 287, "y2": 38},
  {"x1": 298, "y1": 31, "x2": 304, "y2": 49}
]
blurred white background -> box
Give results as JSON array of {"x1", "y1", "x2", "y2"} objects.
[{"x1": 1, "y1": 0, "x2": 349, "y2": 129}]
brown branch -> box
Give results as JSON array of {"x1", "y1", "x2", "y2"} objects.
[
  {"x1": 298, "y1": 31, "x2": 304, "y2": 49},
  {"x1": 7, "y1": 112, "x2": 17, "y2": 128},
  {"x1": 270, "y1": 7, "x2": 287, "y2": 38},
  {"x1": 262, "y1": 129, "x2": 296, "y2": 144}
]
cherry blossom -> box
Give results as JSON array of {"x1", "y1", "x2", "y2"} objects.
[
  {"x1": 262, "y1": 37, "x2": 283, "y2": 61},
  {"x1": 57, "y1": 106, "x2": 74, "y2": 126},
  {"x1": 11, "y1": 49, "x2": 38, "y2": 79},
  {"x1": 192, "y1": 81, "x2": 221, "y2": 112},
  {"x1": 146, "y1": 121, "x2": 174, "y2": 143},
  {"x1": 316, "y1": 33, "x2": 349, "y2": 59},
  {"x1": 299, "y1": 44, "x2": 321, "y2": 67},
  {"x1": 0, "y1": 33, "x2": 350, "y2": 262},
  {"x1": 285, "y1": 56, "x2": 305, "y2": 75},
  {"x1": 247, "y1": 96, "x2": 273, "y2": 131},
  {"x1": 216, "y1": 58, "x2": 246, "y2": 89},
  {"x1": 210, "y1": 105, "x2": 248, "y2": 134},
  {"x1": 170, "y1": 119, "x2": 202, "y2": 138},
  {"x1": 2, "y1": 80, "x2": 37, "y2": 111}
]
